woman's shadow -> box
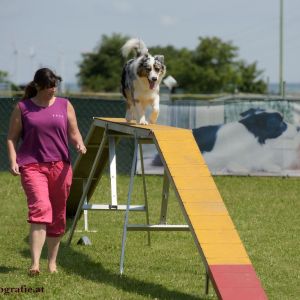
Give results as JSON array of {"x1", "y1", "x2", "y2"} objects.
[{"x1": 0, "y1": 265, "x2": 19, "y2": 274}]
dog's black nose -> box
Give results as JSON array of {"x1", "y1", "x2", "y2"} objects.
[{"x1": 151, "y1": 77, "x2": 157, "y2": 81}]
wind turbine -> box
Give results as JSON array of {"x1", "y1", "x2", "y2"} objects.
[
  {"x1": 12, "y1": 42, "x2": 19, "y2": 84},
  {"x1": 29, "y1": 46, "x2": 36, "y2": 75}
]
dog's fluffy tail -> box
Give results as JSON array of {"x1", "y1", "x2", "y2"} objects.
[{"x1": 121, "y1": 38, "x2": 148, "y2": 58}]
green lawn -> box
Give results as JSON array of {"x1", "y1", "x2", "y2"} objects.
[{"x1": 0, "y1": 172, "x2": 299, "y2": 299}]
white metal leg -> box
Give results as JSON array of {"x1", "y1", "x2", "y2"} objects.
[
  {"x1": 75, "y1": 180, "x2": 98, "y2": 234},
  {"x1": 138, "y1": 142, "x2": 151, "y2": 246},
  {"x1": 83, "y1": 180, "x2": 89, "y2": 231},
  {"x1": 109, "y1": 137, "x2": 118, "y2": 208},
  {"x1": 67, "y1": 127, "x2": 108, "y2": 246},
  {"x1": 160, "y1": 172, "x2": 170, "y2": 225},
  {"x1": 120, "y1": 137, "x2": 138, "y2": 275}
]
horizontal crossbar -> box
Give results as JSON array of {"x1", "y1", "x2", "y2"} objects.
[
  {"x1": 82, "y1": 204, "x2": 146, "y2": 211},
  {"x1": 73, "y1": 177, "x2": 98, "y2": 180},
  {"x1": 127, "y1": 224, "x2": 190, "y2": 231}
]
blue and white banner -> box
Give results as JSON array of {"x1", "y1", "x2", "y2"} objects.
[{"x1": 137, "y1": 97, "x2": 300, "y2": 176}]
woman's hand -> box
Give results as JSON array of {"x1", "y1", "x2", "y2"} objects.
[
  {"x1": 9, "y1": 162, "x2": 20, "y2": 176},
  {"x1": 76, "y1": 143, "x2": 87, "y2": 154}
]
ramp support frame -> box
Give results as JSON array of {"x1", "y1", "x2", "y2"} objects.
[{"x1": 67, "y1": 120, "x2": 212, "y2": 296}]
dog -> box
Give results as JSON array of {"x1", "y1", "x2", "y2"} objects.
[
  {"x1": 121, "y1": 38, "x2": 166, "y2": 125},
  {"x1": 192, "y1": 108, "x2": 300, "y2": 174}
]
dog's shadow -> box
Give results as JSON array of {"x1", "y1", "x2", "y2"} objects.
[{"x1": 20, "y1": 235, "x2": 209, "y2": 300}]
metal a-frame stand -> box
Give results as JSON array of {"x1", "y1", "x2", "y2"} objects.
[
  {"x1": 66, "y1": 127, "x2": 150, "y2": 247},
  {"x1": 66, "y1": 121, "x2": 189, "y2": 276}
]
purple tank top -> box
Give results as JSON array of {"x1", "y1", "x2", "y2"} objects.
[{"x1": 17, "y1": 97, "x2": 70, "y2": 166}]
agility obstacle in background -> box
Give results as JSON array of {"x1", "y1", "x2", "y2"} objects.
[{"x1": 66, "y1": 118, "x2": 267, "y2": 300}]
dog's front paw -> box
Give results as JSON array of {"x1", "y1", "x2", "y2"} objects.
[
  {"x1": 138, "y1": 120, "x2": 149, "y2": 125},
  {"x1": 137, "y1": 116, "x2": 148, "y2": 125}
]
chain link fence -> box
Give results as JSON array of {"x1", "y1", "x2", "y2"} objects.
[
  {"x1": 0, "y1": 97, "x2": 134, "y2": 173},
  {"x1": 3, "y1": 95, "x2": 300, "y2": 175}
]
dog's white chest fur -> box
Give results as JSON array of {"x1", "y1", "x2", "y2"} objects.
[{"x1": 133, "y1": 79, "x2": 159, "y2": 102}]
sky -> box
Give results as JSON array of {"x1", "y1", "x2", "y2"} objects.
[{"x1": 1, "y1": 0, "x2": 300, "y2": 86}]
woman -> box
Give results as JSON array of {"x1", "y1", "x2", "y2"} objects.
[{"x1": 7, "y1": 68, "x2": 86, "y2": 276}]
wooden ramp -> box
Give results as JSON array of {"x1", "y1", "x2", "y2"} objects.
[{"x1": 67, "y1": 118, "x2": 267, "y2": 300}]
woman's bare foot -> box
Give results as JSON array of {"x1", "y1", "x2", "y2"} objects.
[
  {"x1": 48, "y1": 263, "x2": 57, "y2": 273},
  {"x1": 28, "y1": 266, "x2": 40, "y2": 276}
]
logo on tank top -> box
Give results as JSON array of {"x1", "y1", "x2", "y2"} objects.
[{"x1": 52, "y1": 114, "x2": 64, "y2": 119}]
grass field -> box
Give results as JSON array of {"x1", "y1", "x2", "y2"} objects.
[{"x1": 0, "y1": 172, "x2": 299, "y2": 299}]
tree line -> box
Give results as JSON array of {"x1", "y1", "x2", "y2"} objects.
[{"x1": 77, "y1": 33, "x2": 267, "y2": 94}]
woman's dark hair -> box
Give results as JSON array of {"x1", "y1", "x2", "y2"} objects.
[{"x1": 22, "y1": 68, "x2": 62, "y2": 99}]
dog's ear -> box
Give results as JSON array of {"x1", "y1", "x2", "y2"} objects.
[{"x1": 154, "y1": 55, "x2": 165, "y2": 65}]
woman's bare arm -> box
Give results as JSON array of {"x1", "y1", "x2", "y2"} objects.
[
  {"x1": 67, "y1": 101, "x2": 86, "y2": 155},
  {"x1": 7, "y1": 104, "x2": 22, "y2": 175}
]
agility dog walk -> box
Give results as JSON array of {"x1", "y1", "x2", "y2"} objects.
[{"x1": 66, "y1": 118, "x2": 267, "y2": 300}]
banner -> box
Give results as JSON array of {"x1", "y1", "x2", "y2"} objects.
[{"x1": 137, "y1": 98, "x2": 300, "y2": 176}]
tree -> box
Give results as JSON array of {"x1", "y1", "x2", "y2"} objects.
[
  {"x1": 148, "y1": 45, "x2": 195, "y2": 92},
  {"x1": 191, "y1": 37, "x2": 247, "y2": 93},
  {"x1": 77, "y1": 34, "x2": 267, "y2": 94},
  {"x1": 235, "y1": 60, "x2": 267, "y2": 93},
  {"x1": 0, "y1": 70, "x2": 20, "y2": 91},
  {"x1": 77, "y1": 33, "x2": 129, "y2": 92},
  {"x1": 150, "y1": 37, "x2": 267, "y2": 93},
  {"x1": 0, "y1": 70, "x2": 9, "y2": 82}
]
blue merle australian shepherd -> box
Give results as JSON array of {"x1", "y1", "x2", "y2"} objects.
[{"x1": 121, "y1": 38, "x2": 166, "y2": 125}]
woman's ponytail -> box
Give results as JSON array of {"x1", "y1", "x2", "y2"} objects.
[{"x1": 22, "y1": 81, "x2": 38, "y2": 100}]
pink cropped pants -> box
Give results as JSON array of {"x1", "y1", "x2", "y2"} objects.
[{"x1": 20, "y1": 161, "x2": 72, "y2": 237}]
